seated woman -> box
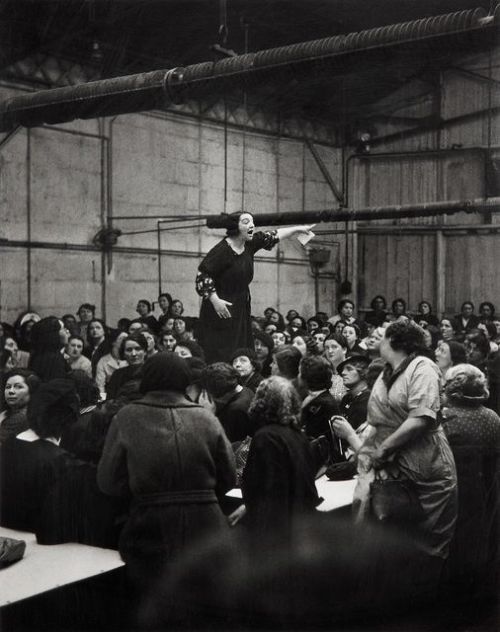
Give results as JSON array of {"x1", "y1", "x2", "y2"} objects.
[
  {"x1": 1, "y1": 378, "x2": 119, "y2": 546},
  {"x1": 337, "y1": 355, "x2": 371, "y2": 431},
  {"x1": 299, "y1": 355, "x2": 342, "y2": 460},
  {"x1": 440, "y1": 317, "x2": 459, "y2": 343},
  {"x1": 28, "y1": 316, "x2": 71, "y2": 381},
  {"x1": 415, "y1": 301, "x2": 440, "y2": 329},
  {"x1": 322, "y1": 333, "x2": 348, "y2": 403},
  {"x1": 253, "y1": 330, "x2": 274, "y2": 378},
  {"x1": 106, "y1": 333, "x2": 148, "y2": 401},
  {"x1": 97, "y1": 353, "x2": 236, "y2": 589},
  {"x1": 174, "y1": 339, "x2": 205, "y2": 360},
  {"x1": 95, "y1": 330, "x2": 128, "y2": 394},
  {"x1": 157, "y1": 292, "x2": 173, "y2": 331},
  {"x1": 343, "y1": 323, "x2": 366, "y2": 358},
  {"x1": 201, "y1": 362, "x2": 255, "y2": 442},
  {"x1": 435, "y1": 340, "x2": 467, "y2": 376},
  {"x1": 84, "y1": 318, "x2": 111, "y2": 377},
  {"x1": 364, "y1": 295, "x2": 387, "y2": 328},
  {"x1": 0, "y1": 369, "x2": 41, "y2": 443},
  {"x1": 291, "y1": 331, "x2": 317, "y2": 358},
  {"x1": 242, "y1": 376, "x2": 320, "y2": 548},
  {"x1": 3, "y1": 336, "x2": 30, "y2": 370},
  {"x1": 160, "y1": 330, "x2": 177, "y2": 353},
  {"x1": 230, "y1": 348, "x2": 263, "y2": 393},
  {"x1": 66, "y1": 334, "x2": 92, "y2": 376},
  {"x1": 441, "y1": 364, "x2": 500, "y2": 595}
]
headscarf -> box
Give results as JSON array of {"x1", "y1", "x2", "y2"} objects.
[{"x1": 140, "y1": 352, "x2": 191, "y2": 394}]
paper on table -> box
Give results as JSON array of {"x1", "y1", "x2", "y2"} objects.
[{"x1": 297, "y1": 230, "x2": 315, "y2": 246}]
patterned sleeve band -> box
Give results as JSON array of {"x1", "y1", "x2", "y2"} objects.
[
  {"x1": 195, "y1": 272, "x2": 216, "y2": 299},
  {"x1": 261, "y1": 229, "x2": 279, "y2": 250}
]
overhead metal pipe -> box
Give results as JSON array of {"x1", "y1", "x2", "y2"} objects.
[
  {"x1": 0, "y1": 7, "x2": 497, "y2": 132},
  {"x1": 205, "y1": 198, "x2": 500, "y2": 229}
]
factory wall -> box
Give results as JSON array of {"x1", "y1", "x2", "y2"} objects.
[
  {"x1": 351, "y1": 45, "x2": 500, "y2": 317},
  {"x1": 1, "y1": 95, "x2": 342, "y2": 325}
]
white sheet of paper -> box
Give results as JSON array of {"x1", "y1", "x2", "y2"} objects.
[{"x1": 297, "y1": 230, "x2": 315, "y2": 246}]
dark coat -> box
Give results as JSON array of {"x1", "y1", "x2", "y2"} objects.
[
  {"x1": 340, "y1": 389, "x2": 370, "y2": 431},
  {"x1": 452, "y1": 314, "x2": 480, "y2": 336},
  {"x1": 97, "y1": 390, "x2": 236, "y2": 574},
  {"x1": 242, "y1": 424, "x2": 319, "y2": 546},
  {"x1": 215, "y1": 386, "x2": 255, "y2": 441},
  {"x1": 0, "y1": 436, "x2": 120, "y2": 547},
  {"x1": 301, "y1": 390, "x2": 343, "y2": 461}
]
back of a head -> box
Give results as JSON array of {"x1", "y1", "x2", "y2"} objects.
[
  {"x1": 28, "y1": 378, "x2": 80, "y2": 439},
  {"x1": 274, "y1": 345, "x2": 302, "y2": 379},
  {"x1": 70, "y1": 370, "x2": 100, "y2": 407},
  {"x1": 300, "y1": 355, "x2": 332, "y2": 391},
  {"x1": 30, "y1": 317, "x2": 63, "y2": 352},
  {"x1": 444, "y1": 363, "x2": 489, "y2": 404},
  {"x1": 140, "y1": 352, "x2": 191, "y2": 394},
  {"x1": 202, "y1": 363, "x2": 239, "y2": 398},
  {"x1": 249, "y1": 376, "x2": 301, "y2": 429}
]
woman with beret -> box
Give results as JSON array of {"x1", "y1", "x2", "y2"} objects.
[
  {"x1": 195, "y1": 211, "x2": 313, "y2": 363},
  {"x1": 97, "y1": 352, "x2": 236, "y2": 590}
]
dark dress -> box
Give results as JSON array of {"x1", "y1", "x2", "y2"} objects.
[
  {"x1": 214, "y1": 386, "x2": 255, "y2": 442},
  {"x1": 442, "y1": 403, "x2": 500, "y2": 592},
  {"x1": 0, "y1": 435, "x2": 120, "y2": 547},
  {"x1": 339, "y1": 389, "x2": 370, "y2": 431},
  {"x1": 196, "y1": 232, "x2": 278, "y2": 363},
  {"x1": 242, "y1": 424, "x2": 319, "y2": 547}
]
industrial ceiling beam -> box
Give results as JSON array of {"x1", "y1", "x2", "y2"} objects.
[
  {"x1": 205, "y1": 198, "x2": 500, "y2": 229},
  {"x1": 0, "y1": 6, "x2": 497, "y2": 132}
]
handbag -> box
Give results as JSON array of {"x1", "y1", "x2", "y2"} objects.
[
  {"x1": 370, "y1": 471, "x2": 424, "y2": 525},
  {"x1": 0, "y1": 536, "x2": 26, "y2": 568}
]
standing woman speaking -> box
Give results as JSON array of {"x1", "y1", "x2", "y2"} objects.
[{"x1": 196, "y1": 211, "x2": 313, "y2": 363}]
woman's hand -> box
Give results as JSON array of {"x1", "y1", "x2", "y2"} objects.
[
  {"x1": 198, "y1": 389, "x2": 217, "y2": 414},
  {"x1": 210, "y1": 294, "x2": 233, "y2": 319},
  {"x1": 371, "y1": 445, "x2": 390, "y2": 470},
  {"x1": 331, "y1": 416, "x2": 356, "y2": 441},
  {"x1": 227, "y1": 504, "x2": 246, "y2": 527}
]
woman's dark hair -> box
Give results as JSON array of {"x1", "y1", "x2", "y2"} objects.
[
  {"x1": 117, "y1": 318, "x2": 132, "y2": 332},
  {"x1": 270, "y1": 311, "x2": 286, "y2": 330},
  {"x1": 384, "y1": 321, "x2": 426, "y2": 355},
  {"x1": 249, "y1": 376, "x2": 301, "y2": 429},
  {"x1": 119, "y1": 333, "x2": 148, "y2": 360},
  {"x1": 286, "y1": 310, "x2": 299, "y2": 323},
  {"x1": 479, "y1": 301, "x2": 495, "y2": 317},
  {"x1": 70, "y1": 370, "x2": 100, "y2": 407},
  {"x1": 77, "y1": 303, "x2": 96, "y2": 316},
  {"x1": 444, "y1": 341, "x2": 467, "y2": 366},
  {"x1": 343, "y1": 323, "x2": 361, "y2": 340},
  {"x1": 370, "y1": 295, "x2": 387, "y2": 310},
  {"x1": 253, "y1": 330, "x2": 274, "y2": 353},
  {"x1": 158, "y1": 292, "x2": 173, "y2": 305},
  {"x1": 418, "y1": 301, "x2": 433, "y2": 314},
  {"x1": 185, "y1": 356, "x2": 207, "y2": 385},
  {"x1": 482, "y1": 321, "x2": 497, "y2": 340},
  {"x1": 324, "y1": 333, "x2": 348, "y2": 350},
  {"x1": 2, "y1": 369, "x2": 41, "y2": 405},
  {"x1": 30, "y1": 316, "x2": 63, "y2": 352},
  {"x1": 137, "y1": 299, "x2": 152, "y2": 312},
  {"x1": 175, "y1": 339, "x2": 205, "y2": 360},
  {"x1": 289, "y1": 315, "x2": 306, "y2": 330},
  {"x1": 465, "y1": 330, "x2": 490, "y2": 359},
  {"x1": 108, "y1": 328, "x2": 125, "y2": 345},
  {"x1": 230, "y1": 348, "x2": 259, "y2": 371},
  {"x1": 307, "y1": 317, "x2": 320, "y2": 330},
  {"x1": 299, "y1": 356, "x2": 333, "y2": 391},
  {"x1": 170, "y1": 300, "x2": 184, "y2": 315},
  {"x1": 140, "y1": 352, "x2": 191, "y2": 394},
  {"x1": 202, "y1": 363, "x2": 239, "y2": 398},
  {"x1": 225, "y1": 211, "x2": 251, "y2": 237},
  {"x1": 88, "y1": 318, "x2": 109, "y2": 338},
  {"x1": 273, "y1": 345, "x2": 302, "y2": 380},
  {"x1": 28, "y1": 378, "x2": 80, "y2": 439},
  {"x1": 460, "y1": 301, "x2": 474, "y2": 312},
  {"x1": 337, "y1": 299, "x2": 354, "y2": 313},
  {"x1": 291, "y1": 331, "x2": 317, "y2": 355},
  {"x1": 68, "y1": 334, "x2": 85, "y2": 346},
  {"x1": 391, "y1": 298, "x2": 407, "y2": 314}
]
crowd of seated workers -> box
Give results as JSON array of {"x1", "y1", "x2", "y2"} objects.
[{"x1": 0, "y1": 291, "x2": 499, "y2": 628}]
